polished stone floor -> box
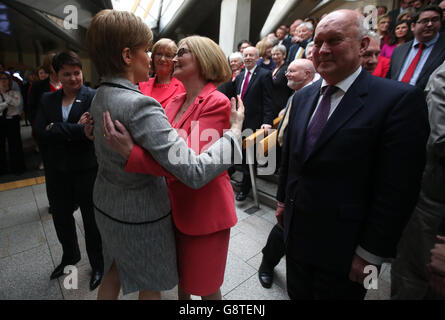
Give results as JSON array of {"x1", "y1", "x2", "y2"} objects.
[{"x1": 0, "y1": 182, "x2": 391, "y2": 300}]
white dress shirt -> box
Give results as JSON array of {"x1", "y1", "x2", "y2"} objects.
[{"x1": 239, "y1": 65, "x2": 257, "y2": 95}]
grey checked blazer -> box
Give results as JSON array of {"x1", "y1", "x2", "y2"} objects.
[{"x1": 91, "y1": 77, "x2": 242, "y2": 224}]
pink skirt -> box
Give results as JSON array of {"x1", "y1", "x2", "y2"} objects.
[{"x1": 175, "y1": 228, "x2": 230, "y2": 296}]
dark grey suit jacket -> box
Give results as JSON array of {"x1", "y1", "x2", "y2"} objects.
[{"x1": 386, "y1": 32, "x2": 445, "y2": 90}]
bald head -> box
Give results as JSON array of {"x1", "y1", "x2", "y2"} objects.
[
  {"x1": 313, "y1": 9, "x2": 369, "y2": 85},
  {"x1": 243, "y1": 46, "x2": 259, "y2": 70},
  {"x1": 286, "y1": 59, "x2": 316, "y2": 90}
]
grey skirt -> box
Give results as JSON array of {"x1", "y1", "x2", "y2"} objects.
[{"x1": 94, "y1": 209, "x2": 178, "y2": 295}]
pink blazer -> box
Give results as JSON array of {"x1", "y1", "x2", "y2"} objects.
[
  {"x1": 125, "y1": 82, "x2": 237, "y2": 236},
  {"x1": 139, "y1": 76, "x2": 185, "y2": 108}
]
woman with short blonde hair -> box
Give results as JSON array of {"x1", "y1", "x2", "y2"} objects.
[
  {"x1": 178, "y1": 35, "x2": 232, "y2": 86},
  {"x1": 139, "y1": 38, "x2": 185, "y2": 108},
  {"x1": 256, "y1": 38, "x2": 276, "y2": 71}
]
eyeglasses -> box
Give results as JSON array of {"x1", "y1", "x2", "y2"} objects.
[
  {"x1": 154, "y1": 52, "x2": 175, "y2": 60},
  {"x1": 416, "y1": 16, "x2": 441, "y2": 25},
  {"x1": 285, "y1": 70, "x2": 296, "y2": 75},
  {"x1": 175, "y1": 48, "x2": 192, "y2": 57}
]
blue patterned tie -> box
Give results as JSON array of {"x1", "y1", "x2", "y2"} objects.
[{"x1": 302, "y1": 85, "x2": 338, "y2": 159}]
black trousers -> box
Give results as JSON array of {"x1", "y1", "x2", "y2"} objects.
[
  {"x1": 285, "y1": 253, "x2": 367, "y2": 300},
  {"x1": 0, "y1": 116, "x2": 26, "y2": 174},
  {"x1": 48, "y1": 167, "x2": 103, "y2": 271},
  {"x1": 262, "y1": 224, "x2": 285, "y2": 268},
  {"x1": 39, "y1": 144, "x2": 55, "y2": 209}
]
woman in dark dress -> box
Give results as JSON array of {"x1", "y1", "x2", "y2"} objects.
[{"x1": 270, "y1": 45, "x2": 293, "y2": 117}]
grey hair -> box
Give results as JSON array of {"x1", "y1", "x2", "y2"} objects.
[
  {"x1": 366, "y1": 30, "x2": 380, "y2": 43},
  {"x1": 357, "y1": 14, "x2": 368, "y2": 39},
  {"x1": 298, "y1": 22, "x2": 314, "y2": 31},
  {"x1": 272, "y1": 44, "x2": 287, "y2": 56},
  {"x1": 397, "y1": 8, "x2": 416, "y2": 22},
  {"x1": 229, "y1": 51, "x2": 243, "y2": 63}
]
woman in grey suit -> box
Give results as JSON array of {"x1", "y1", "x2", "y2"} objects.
[{"x1": 86, "y1": 10, "x2": 244, "y2": 300}]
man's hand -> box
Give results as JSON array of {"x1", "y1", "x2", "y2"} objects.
[
  {"x1": 276, "y1": 202, "x2": 285, "y2": 228},
  {"x1": 427, "y1": 236, "x2": 445, "y2": 299},
  {"x1": 261, "y1": 124, "x2": 272, "y2": 135},
  {"x1": 349, "y1": 254, "x2": 380, "y2": 284},
  {"x1": 102, "y1": 111, "x2": 134, "y2": 160},
  {"x1": 429, "y1": 236, "x2": 445, "y2": 277}
]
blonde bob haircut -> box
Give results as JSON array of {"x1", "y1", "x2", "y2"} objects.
[
  {"x1": 86, "y1": 9, "x2": 153, "y2": 77},
  {"x1": 256, "y1": 39, "x2": 274, "y2": 58},
  {"x1": 178, "y1": 36, "x2": 231, "y2": 86},
  {"x1": 151, "y1": 38, "x2": 177, "y2": 74}
]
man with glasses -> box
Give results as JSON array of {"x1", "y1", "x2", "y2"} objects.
[{"x1": 387, "y1": 5, "x2": 445, "y2": 90}]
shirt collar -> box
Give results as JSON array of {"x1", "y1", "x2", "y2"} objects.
[
  {"x1": 246, "y1": 65, "x2": 257, "y2": 75},
  {"x1": 413, "y1": 32, "x2": 440, "y2": 48},
  {"x1": 320, "y1": 66, "x2": 362, "y2": 94}
]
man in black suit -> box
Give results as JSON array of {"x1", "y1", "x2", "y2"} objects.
[
  {"x1": 388, "y1": 0, "x2": 411, "y2": 30},
  {"x1": 276, "y1": 9, "x2": 429, "y2": 299},
  {"x1": 34, "y1": 51, "x2": 103, "y2": 291},
  {"x1": 286, "y1": 22, "x2": 314, "y2": 64},
  {"x1": 386, "y1": 5, "x2": 445, "y2": 90},
  {"x1": 277, "y1": 26, "x2": 292, "y2": 52},
  {"x1": 234, "y1": 46, "x2": 274, "y2": 201}
]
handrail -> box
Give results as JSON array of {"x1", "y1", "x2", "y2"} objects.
[
  {"x1": 258, "y1": 130, "x2": 278, "y2": 155},
  {"x1": 242, "y1": 116, "x2": 283, "y2": 149}
]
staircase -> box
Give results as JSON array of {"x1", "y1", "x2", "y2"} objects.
[{"x1": 230, "y1": 165, "x2": 278, "y2": 211}]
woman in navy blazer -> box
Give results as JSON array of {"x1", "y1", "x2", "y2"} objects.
[{"x1": 34, "y1": 51, "x2": 103, "y2": 291}]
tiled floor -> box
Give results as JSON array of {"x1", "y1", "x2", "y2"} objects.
[{"x1": 0, "y1": 182, "x2": 391, "y2": 300}]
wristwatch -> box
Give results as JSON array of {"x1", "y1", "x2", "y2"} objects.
[{"x1": 46, "y1": 123, "x2": 54, "y2": 131}]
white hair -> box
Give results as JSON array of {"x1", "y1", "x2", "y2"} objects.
[
  {"x1": 366, "y1": 31, "x2": 380, "y2": 43},
  {"x1": 298, "y1": 22, "x2": 314, "y2": 31},
  {"x1": 357, "y1": 14, "x2": 368, "y2": 39},
  {"x1": 229, "y1": 51, "x2": 243, "y2": 63},
  {"x1": 272, "y1": 44, "x2": 287, "y2": 56}
]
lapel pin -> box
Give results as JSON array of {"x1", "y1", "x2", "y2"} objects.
[{"x1": 76, "y1": 99, "x2": 82, "y2": 103}]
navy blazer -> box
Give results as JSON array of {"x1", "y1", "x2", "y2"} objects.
[
  {"x1": 286, "y1": 39, "x2": 310, "y2": 64},
  {"x1": 234, "y1": 67, "x2": 275, "y2": 130},
  {"x1": 34, "y1": 85, "x2": 97, "y2": 172},
  {"x1": 277, "y1": 70, "x2": 429, "y2": 276},
  {"x1": 386, "y1": 32, "x2": 445, "y2": 90}
]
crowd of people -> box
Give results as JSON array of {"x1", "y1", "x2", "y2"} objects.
[{"x1": 1, "y1": 0, "x2": 445, "y2": 300}]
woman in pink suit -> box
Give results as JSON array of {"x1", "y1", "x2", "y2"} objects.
[
  {"x1": 102, "y1": 36, "x2": 238, "y2": 300},
  {"x1": 138, "y1": 38, "x2": 185, "y2": 108}
]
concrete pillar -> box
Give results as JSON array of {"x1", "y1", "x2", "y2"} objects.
[{"x1": 219, "y1": 0, "x2": 251, "y2": 57}]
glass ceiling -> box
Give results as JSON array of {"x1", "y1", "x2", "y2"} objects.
[{"x1": 111, "y1": 0, "x2": 185, "y2": 31}]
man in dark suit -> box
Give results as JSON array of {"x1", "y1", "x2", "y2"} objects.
[
  {"x1": 277, "y1": 26, "x2": 292, "y2": 52},
  {"x1": 388, "y1": 0, "x2": 411, "y2": 30},
  {"x1": 234, "y1": 46, "x2": 274, "y2": 201},
  {"x1": 286, "y1": 22, "x2": 314, "y2": 64},
  {"x1": 34, "y1": 51, "x2": 103, "y2": 291},
  {"x1": 276, "y1": 9, "x2": 429, "y2": 299},
  {"x1": 391, "y1": 61, "x2": 445, "y2": 299},
  {"x1": 386, "y1": 5, "x2": 445, "y2": 90}
]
